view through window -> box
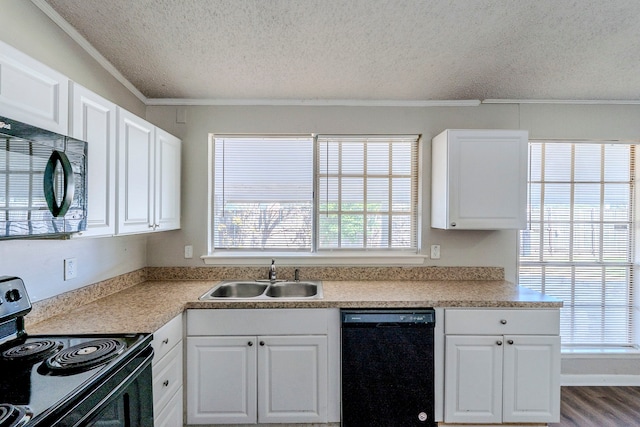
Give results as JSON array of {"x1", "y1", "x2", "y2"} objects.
[{"x1": 519, "y1": 141, "x2": 636, "y2": 347}]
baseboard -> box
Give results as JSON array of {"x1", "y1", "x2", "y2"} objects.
[{"x1": 562, "y1": 374, "x2": 640, "y2": 386}]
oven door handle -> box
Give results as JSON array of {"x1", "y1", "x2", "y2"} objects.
[{"x1": 44, "y1": 150, "x2": 75, "y2": 217}]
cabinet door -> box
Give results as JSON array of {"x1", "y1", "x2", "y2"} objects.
[
  {"x1": 432, "y1": 129, "x2": 528, "y2": 229},
  {"x1": 503, "y1": 335, "x2": 561, "y2": 423},
  {"x1": 257, "y1": 335, "x2": 328, "y2": 424},
  {"x1": 154, "y1": 128, "x2": 181, "y2": 230},
  {"x1": 444, "y1": 335, "x2": 503, "y2": 423},
  {"x1": 0, "y1": 41, "x2": 68, "y2": 134},
  {"x1": 186, "y1": 336, "x2": 257, "y2": 425},
  {"x1": 117, "y1": 108, "x2": 155, "y2": 234},
  {"x1": 70, "y1": 84, "x2": 117, "y2": 237}
]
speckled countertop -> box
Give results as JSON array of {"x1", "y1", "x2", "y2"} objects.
[{"x1": 27, "y1": 278, "x2": 562, "y2": 336}]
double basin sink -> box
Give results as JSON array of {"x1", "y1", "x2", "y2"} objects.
[{"x1": 200, "y1": 280, "x2": 323, "y2": 300}]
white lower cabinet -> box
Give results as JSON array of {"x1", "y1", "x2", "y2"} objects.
[
  {"x1": 444, "y1": 309, "x2": 561, "y2": 425},
  {"x1": 186, "y1": 309, "x2": 336, "y2": 425},
  {"x1": 152, "y1": 314, "x2": 184, "y2": 427}
]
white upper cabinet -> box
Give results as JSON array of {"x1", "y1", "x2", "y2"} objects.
[
  {"x1": 117, "y1": 108, "x2": 156, "y2": 235},
  {"x1": 431, "y1": 129, "x2": 528, "y2": 230},
  {"x1": 70, "y1": 83, "x2": 117, "y2": 237},
  {"x1": 154, "y1": 127, "x2": 181, "y2": 231},
  {"x1": 117, "y1": 108, "x2": 181, "y2": 234},
  {"x1": 0, "y1": 41, "x2": 69, "y2": 134}
]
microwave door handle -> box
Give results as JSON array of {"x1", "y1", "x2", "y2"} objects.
[{"x1": 44, "y1": 150, "x2": 75, "y2": 217}]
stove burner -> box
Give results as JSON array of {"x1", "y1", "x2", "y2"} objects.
[
  {"x1": 1, "y1": 340, "x2": 63, "y2": 363},
  {"x1": 0, "y1": 404, "x2": 32, "y2": 427},
  {"x1": 45, "y1": 338, "x2": 126, "y2": 373}
]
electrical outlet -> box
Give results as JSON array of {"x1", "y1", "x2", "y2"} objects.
[
  {"x1": 64, "y1": 258, "x2": 78, "y2": 280},
  {"x1": 184, "y1": 245, "x2": 193, "y2": 259},
  {"x1": 430, "y1": 245, "x2": 441, "y2": 260}
]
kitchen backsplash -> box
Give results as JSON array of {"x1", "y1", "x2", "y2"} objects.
[{"x1": 145, "y1": 266, "x2": 504, "y2": 281}]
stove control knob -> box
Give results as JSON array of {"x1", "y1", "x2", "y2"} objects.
[{"x1": 5, "y1": 289, "x2": 21, "y2": 302}]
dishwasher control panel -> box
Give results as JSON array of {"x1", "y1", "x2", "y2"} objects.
[{"x1": 341, "y1": 309, "x2": 435, "y2": 325}]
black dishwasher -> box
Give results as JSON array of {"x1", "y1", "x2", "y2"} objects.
[{"x1": 341, "y1": 309, "x2": 436, "y2": 427}]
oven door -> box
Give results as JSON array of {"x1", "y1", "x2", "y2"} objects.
[{"x1": 49, "y1": 347, "x2": 154, "y2": 427}]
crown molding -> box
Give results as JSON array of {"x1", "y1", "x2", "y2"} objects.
[
  {"x1": 483, "y1": 99, "x2": 640, "y2": 105},
  {"x1": 145, "y1": 98, "x2": 482, "y2": 107},
  {"x1": 30, "y1": 0, "x2": 147, "y2": 103}
]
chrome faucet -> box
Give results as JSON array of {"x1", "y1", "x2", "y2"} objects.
[{"x1": 268, "y1": 259, "x2": 277, "y2": 282}]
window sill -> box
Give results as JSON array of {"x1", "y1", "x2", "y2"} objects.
[
  {"x1": 562, "y1": 345, "x2": 640, "y2": 358},
  {"x1": 201, "y1": 252, "x2": 428, "y2": 266}
]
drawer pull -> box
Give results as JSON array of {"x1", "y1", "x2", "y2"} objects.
[
  {"x1": 248, "y1": 341, "x2": 253, "y2": 346},
  {"x1": 260, "y1": 341, "x2": 265, "y2": 346},
  {"x1": 496, "y1": 340, "x2": 503, "y2": 346},
  {"x1": 163, "y1": 380, "x2": 169, "y2": 387},
  {"x1": 508, "y1": 340, "x2": 514, "y2": 345},
  {"x1": 500, "y1": 319, "x2": 507, "y2": 325},
  {"x1": 162, "y1": 338, "x2": 169, "y2": 344}
]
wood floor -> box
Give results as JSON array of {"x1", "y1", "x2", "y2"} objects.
[{"x1": 551, "y1": 386, "x2": 640, "y2": 426}]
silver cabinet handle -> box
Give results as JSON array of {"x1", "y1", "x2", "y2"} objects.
[
  {"x1": 163, "y1": 380, "x2": 169, "y2": 387},
  {"x1": 162, "y1": 338, "x2": 169, "y2": 344},
  {"x1": 500, "y1": 319, "x2": 507, "y2": 325},
  {"x1": 496, "y1": 340, "x2": 503, "y2": 346},
  {"x1": 507, "y1": 340, "x2": 514, "y2": 345}
]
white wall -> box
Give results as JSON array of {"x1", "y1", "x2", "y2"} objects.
[{"x1": 0, "y1": 0, "x2": 148, "y2": 301}]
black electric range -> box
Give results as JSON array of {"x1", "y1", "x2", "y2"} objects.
[{"x1": 0, "y1": 276, "x2": 154, "y2": 427}]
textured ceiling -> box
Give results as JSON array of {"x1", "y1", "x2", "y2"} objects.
[{"x1": 42, "y1": 0, "x2": 640, "y2": 101}]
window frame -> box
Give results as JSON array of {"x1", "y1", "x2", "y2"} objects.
[
  {"x1": 204, "y1": 133, "x2": 426, "y2": 265},
  {"x1": 518, "y1": 139, "x2": 637, "y2": 349}
]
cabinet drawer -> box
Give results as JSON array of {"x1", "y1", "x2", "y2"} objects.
[
  {"x1": 155, "y1": 386, "x2": 183, "y2": 427},
  {"x1": 445, "y1": 309, "x2": 559, "y2": 335},
  {"x1": 153, "y1": 343, "x2": 183, "y2": 409},
  {"x1": 152, "y1": 314, "x2": 183, "y2": 364}
]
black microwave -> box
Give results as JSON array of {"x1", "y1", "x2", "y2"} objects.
[{"x1": 0, "y1": 116, "x2": 87, "y2": 239}]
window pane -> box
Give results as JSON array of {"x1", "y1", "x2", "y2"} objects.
[
  {"x1": 544, "y1": 144, "x2": 571, "y2": 181},
  {"x1": 213, "y1": 137, "x2": 313, "y2": 250},
  {"x1": 317, "y1": 136, "x2": 418, "y2": 251}
]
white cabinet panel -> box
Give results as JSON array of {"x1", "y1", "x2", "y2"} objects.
[
  {"x1": 432, "y1": 129, "x2": 528, "y2": 229},
  {"x1": 187, "y1": 336, "x2": 257, "y2": 424},
  {"x1": 186, "y1": 309, "x2": 334, "y2": 425},
  {"x1": 155, "y1": 386, "x2": 183, "y2": 427},
  {"x1": 117, "y1": 108, "x2": 181, "y2": 235},
  {"x1": 445, "y1": 335, "x2": 503, "y2": 423},
  {"x1": 503, "y1": 335, "x2": 561, "y2": 423},
  {"x1": 70, "y1": 83, "x2": 117, "y2": 237},
  {"x1": 154, "y1": 127, "x2": 181, "y2": 230},
  {"x1": 445, "y1": 309, "x2": 560, "y2": 335},
  {"x1": 117, "y1": 108, "x2": 154, "y2": 234},
  {"x1": 444, "y1": 308, "x2": 561, "y2": 425},
  {"x1": 0, "y1": 41, "x2": 68, "y2": 134},
  {"x1": 258, "y1": 336, "x2": 328, "y2": 424},
  {"x1": 152, "y1": 343, "x2": 182, "y2": 410}
]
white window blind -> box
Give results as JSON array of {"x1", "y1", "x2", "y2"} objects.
[
  {"x1": 519, "y1": 141, "x2": 636, "y2": 346},
  {"x1": 316, "y1": 135, "x2": 418, "y2": 251},
  {"x1": 213, "y1": 136, "x2": 314, "y2": 250}
]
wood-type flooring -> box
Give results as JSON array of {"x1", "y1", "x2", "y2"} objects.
[{"x1": 551, "y1": 386, "x2": 640, "y2": 426}]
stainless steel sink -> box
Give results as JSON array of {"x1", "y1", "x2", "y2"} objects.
[
  {"x1": 210, "y1": 281, "x2": 268, "y2": 298},
  {"x1": 265, "y1": 282, "x2": 319, "y2": 298},
  {"x1": 200, "y1": 280, "x2": 323, "y2": 300}
]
